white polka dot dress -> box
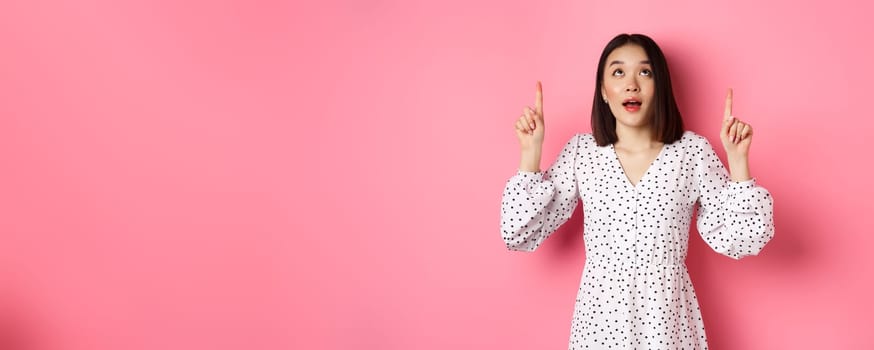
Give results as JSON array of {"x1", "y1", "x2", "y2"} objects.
[{"x1": 500, "y1": 131, "x2": 775, "y2": 350}]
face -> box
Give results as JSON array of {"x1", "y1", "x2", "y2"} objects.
[{"x1": 600, "y1": 44, "x2": 655, "y2": 128}]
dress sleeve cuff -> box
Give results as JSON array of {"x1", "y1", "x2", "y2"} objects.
[
  {"x1": 722, "y1": 177, "x2": 757, "y2": 213},
  {"x1": 516, "y1": 170, "x2": 544, "y2": 179},
  {"x1": 728, "y1": 177, "x2": 756, "y2": 191}
]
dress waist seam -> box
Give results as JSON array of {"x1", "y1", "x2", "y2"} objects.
[{"x1": 584, "y1": 258, "x2": 686, "y2": 267}]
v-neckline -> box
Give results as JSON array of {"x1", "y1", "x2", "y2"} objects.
[{"x1": 609, "y1": 142, "x2": 669, "y2": 190}]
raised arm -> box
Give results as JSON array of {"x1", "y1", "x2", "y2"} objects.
[
  {"x1": 695, "y1": 89, "x2": 775, "y2": 259},
  {"x1": 501, "y1": 81, "x2": 581, "y2": 251}
]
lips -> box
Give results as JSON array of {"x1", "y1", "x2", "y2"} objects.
[{"x1": 622, "y1": 98, "x2": 642, "y2": 112}]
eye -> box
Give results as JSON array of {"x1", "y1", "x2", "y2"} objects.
[
  {"x1": 640, "y1": 69, "x2": 653, "y2": 77},
  {"x1": 612, "y1": 69, "x2": 624, "y2": 77}
]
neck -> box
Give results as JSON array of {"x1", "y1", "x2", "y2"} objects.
[{"x1": 615, "y1": 123, "x2": 661, "y2": 149}]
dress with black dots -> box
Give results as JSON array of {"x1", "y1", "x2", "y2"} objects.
[{"x1": 500, "y1": 130, "x2": 775, "y2": 350}]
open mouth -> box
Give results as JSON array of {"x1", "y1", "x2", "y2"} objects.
[{"x1": 622, "y1": 99, "x2": 642, "y2": 112}]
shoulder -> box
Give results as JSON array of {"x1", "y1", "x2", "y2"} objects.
[
  {"x1": 679, "y1": 130, "x2": 705, "y2": 144},
  {"x1": 575, "y1": 132, "x2": 595, "y2": 145},
  {"x1": 574, "y1": 132, "x2": 599, "y2": 152},
  {"x1": 678, "y1": 130, "x2": 715, "y2": 150},
  {"x1": 554, "y1": 133, "x2": 598, "y2": 159}
]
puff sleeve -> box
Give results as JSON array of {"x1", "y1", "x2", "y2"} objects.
[
  {"x1": 500, "y1": 134, "x2": 581, "y2": 252},
  {"x1": 694, "y1": 137, "x2": 775, "y2": 259}
]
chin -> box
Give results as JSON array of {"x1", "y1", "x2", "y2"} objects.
[
  {"x1": 615, "y1": 116, "x2": 649, "y2": 128},
  {"x1": 613, "y1": 110, "x2": 653, "y2": 127}
]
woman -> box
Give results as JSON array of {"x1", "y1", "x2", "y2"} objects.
[{"x1": 500, "y1": 33, "x2": 775, "y2": 349}]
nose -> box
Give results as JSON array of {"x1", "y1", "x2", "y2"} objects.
[{"x1": 625, "y1": 81, "x2": 640, "y2": 92}]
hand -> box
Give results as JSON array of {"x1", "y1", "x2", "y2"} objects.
[
  {"x1": 720, "y1": 88, "x2": 753, "y2": 158},
  {"x1": 514, "y1": 81, "x2": 545, "y2": 151}
]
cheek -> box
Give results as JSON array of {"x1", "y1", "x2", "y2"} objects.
[
  {"x1": 642, "y1": 79, "x2": 656, "y2": 94},
  {"x1": 603, "y1": 81, "x2": 622, "y2": 95}
]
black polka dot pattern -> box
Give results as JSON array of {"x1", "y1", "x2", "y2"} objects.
[{"x1": 500, "y1": 131, "x2": 775, "y2": 349}]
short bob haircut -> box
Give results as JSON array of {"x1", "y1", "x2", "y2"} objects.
[{"x1": 591, "y1": 33, "x2": 685, "y2": 146}]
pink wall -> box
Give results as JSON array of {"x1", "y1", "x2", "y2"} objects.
[{"x1": 1, "y1": 0, "x2": 872, "y2": 349}]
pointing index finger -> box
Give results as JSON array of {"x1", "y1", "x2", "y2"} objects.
[
  {"x1": 535, "y1": 81, "x2": 543, "y2": 115},
  {"x1": 724, "y1": 88, "x2": 733, "y2": 120}
]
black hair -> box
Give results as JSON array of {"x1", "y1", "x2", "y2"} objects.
[{"x1": 591, "y1": 33, "x2": 685, "y2": 146}]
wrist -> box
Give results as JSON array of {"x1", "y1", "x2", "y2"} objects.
[
  {"x1": 727, "y1": 160, "x2": 751, "y2": 182},
  {"x1": 727, "y1": 153, "x2": 748, "y2": 162},
  {"x1": 730, "y1": 174, "x2": 752, "y2": 182},
  {"x1": 520, "y1": 145, "x2": 542, "y2": 154}
]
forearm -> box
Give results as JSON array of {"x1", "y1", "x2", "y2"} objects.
[
  {"x1": 519, "y1": 148, "x2": 543, "y2": 172},
  {"x1": 727, "y1": 154, "x2": 751, "y2": 182}
]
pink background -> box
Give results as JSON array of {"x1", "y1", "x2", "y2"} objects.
[{"x1": 1, "y1": 0, "x2": 872, "y2": 349}]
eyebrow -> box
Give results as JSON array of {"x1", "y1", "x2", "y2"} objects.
[{"x1": 609, "y1": 60, "x2": 651, "y2": 66}]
